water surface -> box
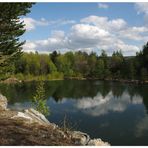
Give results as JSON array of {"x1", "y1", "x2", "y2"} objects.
[{"x1": 0, "y1": 80, "x2": 148, "y2": 145}]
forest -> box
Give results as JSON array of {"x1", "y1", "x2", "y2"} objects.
[{"x1": 4, "y1": 43, "x2": 148, "y2": 81}]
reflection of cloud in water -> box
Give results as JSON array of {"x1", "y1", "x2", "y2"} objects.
[
  {"x1": 135, "y1": 115, "x2": 148, "y2": 137},
  {"x1": 75, "y1": 91, "x2": 143, "y2": 116},
  {"x1": 132, "y1": 95, "x2": 143, "y2": 104}
]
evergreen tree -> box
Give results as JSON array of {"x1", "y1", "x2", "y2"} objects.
[{"x1": 0, "y1": 3, "x2": 33, "y2": 77}]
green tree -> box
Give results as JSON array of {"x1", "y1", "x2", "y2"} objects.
[
  {"x1": 99, "y1": 50, "x2": 110, "y2": 79},
  {"x1": 94, "y1": 59, "x2": 104, "y2": 79},
  {"x1": 50, "y1": 50, "x2": 58, "y2": 65},
  {"x1": 74, "y1": 51, "x2": 89, "y2": 77},
  {"x1": 87, "y1": 52, "x2": 97, "y2": 77},
  {"x1": 140, "y1": 68, "x2": 148, "y2": 81},
  {"x1": 0, "y1": 3, "x2": 33, "y2": 77},
  {"x1": 128, "y1": 59, "x2": 136, "y2": 79},
  {"x1": 136, "y1": 42, "x2": 148, "y2": 73},
  {"x1": 110, "y1": 50, "x2": 124, "y2": 79},
  {"x1": 142, "y1": 42, "x2": 148, "y2": 70}
]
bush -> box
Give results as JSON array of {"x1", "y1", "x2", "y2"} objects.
[
  {"x1": 15, "y1": 73, "x2": 25, "y2": 80},
  {"x1": 47, "y1": 72, "x2": 64, "y2": 80},
  {"x1": 32, "y1": 81, "x2": 50, "y2": 116}
]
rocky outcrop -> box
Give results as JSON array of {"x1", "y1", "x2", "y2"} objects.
[
  {"x1": 70, "y1": 131, "x2": 90, "y2": 145},
  {"x1": 0, "y1": 94, "x2": 110, "y2": 146},
  {"x1": 0, "y1": 94, "x2": 7, "y2": 110},
  {"x1": 69, "y1": 131, "x2": 110, "y2": 146},
  {"x1": 88, "y1": 138, "x2": 110, "y2": 146},
  {"x1": 11, "y1": 108, "x2": 50, "y2": 125}
]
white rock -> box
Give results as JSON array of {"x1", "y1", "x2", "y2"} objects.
[
  {"x1": 11, "y1": 112, "x2": 33, "y2": 120},
  {"x1": 0, "y1": 94, "x2": 7, "y2": 110},
  {"x1": 88, "y1": 138, "x2": 110, "y2": 146},
  {"x1": 24, "y1": 108, "x2": 49, "y2": 124},
  {"x1": 71, "y1": 131, "x2": 90, "y2": 145}
]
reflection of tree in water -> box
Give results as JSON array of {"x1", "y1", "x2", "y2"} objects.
[
  {"x1": 50, "y1": 80, "x2": 100, "y2": 101},
  {"x1": 0, "y1": 80, "x2": 148, "y2": 114},
  {"x1": 137, "y1": 85, "x2": 148, "y2": 114},
  {"x1": 97, "y1": 81, "x2": 111, "y2": 98},
  {"x1": 143, "y1": 97, "x2": 148, "y2": 114},
  {"x1": 110, "y1": 82, "x2": 126, "y2": 99},
  {"x1": 127, "y1": 85, "x2": 136, "y2": 101},
  {"x1": 126, "y1": 84, "x2": 148, "y2": 114},
  {"x1": 0, "y1": 82, "x2": 37, "y2": 103},
  {"x1": 127, "y1": 85, "x2": 141, "y2": 102}
]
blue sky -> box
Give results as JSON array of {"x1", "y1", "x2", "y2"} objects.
[{"x1": 22, "y1": 2, "x2": 148, "y2": 56}]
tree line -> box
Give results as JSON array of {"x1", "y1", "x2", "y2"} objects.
[{"x1": 13, "y1": 43, "x2": 148, "y2": 81}]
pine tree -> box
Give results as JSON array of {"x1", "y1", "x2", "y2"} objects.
[{"x1": 0, "y1": 3, "x2": 33, "y2": 77}]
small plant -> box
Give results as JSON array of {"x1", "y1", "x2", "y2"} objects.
[
  {"x1": 32, "y1": 81, "x2": 50, "y2": 116},
  {"x1": 60, "y1": 114, "x2": 78, "y2": 132}
]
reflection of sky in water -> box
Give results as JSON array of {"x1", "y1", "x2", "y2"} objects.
[
  {"x1": 5, "y1": 81, "x2": 148, "y2": 145},
  {"x1": 135, "y1": 115, "x2": 148, "y2": 138},
  {"x1": 74, "y1": 91, "x2": 143, "y2": 116},
  {"x1": 48, "y1": 91, "x2": 148, "y2": 144}
]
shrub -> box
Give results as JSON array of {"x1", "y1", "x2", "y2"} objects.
[{"x1": 32, "y1": 81, "x2": 50, "y2": 116}]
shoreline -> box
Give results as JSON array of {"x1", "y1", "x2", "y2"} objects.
[
  {"x1": 0, "y1": 76, "x2": 148, "y2": 85},
  {"x1": 0, "y1": 94, "x2": 110, "y2": 146}
]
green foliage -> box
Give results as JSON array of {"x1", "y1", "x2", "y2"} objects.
[
  {"x1": 94, "y1": 59, "x2": 104, "y2": 79},
  {"x1": 0, "y1": 3, "x2": 33, "y2": 76},
  {"x1": 32, "y1": 81, "x2": 50, "y2": 116},
  {"x1": 47, "y1": 72, "x2": 64, "y2": 80},
  {"x1": 110, "y1": 50, "x2": 124, "y2": 79},
  {"x1": 140, "y1": 68, "x2": 148, "y2": 81},
  {"x1": 136, "y1": 42, "x2": 148, "y2": 80}
]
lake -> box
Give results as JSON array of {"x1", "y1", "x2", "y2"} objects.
[{"x1": 0, "y1": 80, "x2": 148, "y2": 145}]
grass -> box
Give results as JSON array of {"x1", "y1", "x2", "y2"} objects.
[{"x1": 59, "y1": 115, "x2": 78, "y2": 132}]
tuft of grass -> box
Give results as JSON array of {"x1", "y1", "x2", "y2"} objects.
[{"x1": 60, "y1": 115, "x2": 78, "y2": 132}]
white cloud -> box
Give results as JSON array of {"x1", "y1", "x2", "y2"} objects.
[
  {"x1": 68, "y1": 24, "x2": 110, "y2": 49},
  {"x1": 23, "y1": 42, "x2": 37, "y2": 53},
  {"x1": 21, "y1": 17, "x2": 76, "y2": 31},
  {"x1": 23, "y1": 30, "x2": 68, "y2": 53},
  {"x1": 48, "y1": 19, "x2": 76, "y2": 27},
  {"x1": 119, "y1": 26, "x2": 148, "y2": 41},
  {"x1": 23, "y1": 14, "x2": 148, "y2": 56},
  {"x1": 71, "y1": 24, "x2": 110, "y2": 38},
  {"x1": 59, "y1": 19, "x2": 76, "y2": 25},
  {"x1": 135, "y1": 3, "x2": 148, "y2": 25},
  {"x1": 98, "y1": 3, "x2": 109, "y2": 9},
  {"x1": 21, "y1": 17, "x2": 49, "y2": 31},
  {"x1": 51, "y1": 30, "x2": 65, "y2": 39},
  {"x1": 109, "y1": 18, "x2": 127, "y2": 31},
  {"x1": 81, "y1": 15, "x2": 127, "y2": 31},
  {"x1": 23, "y1": 25, "x2": 140, "y2": 56},
  {"x1": 135, "y1": 2, "x2": 148, "y2": 15}
]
